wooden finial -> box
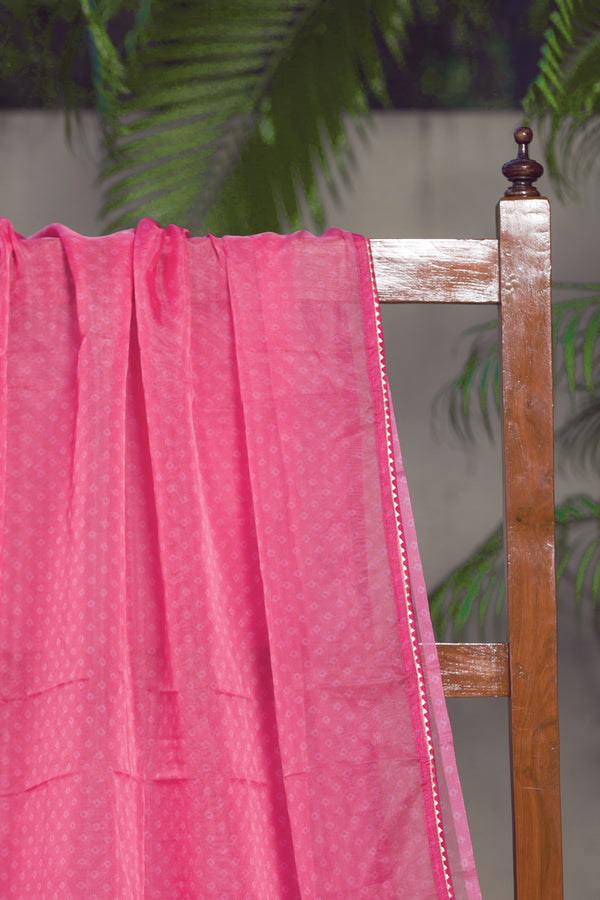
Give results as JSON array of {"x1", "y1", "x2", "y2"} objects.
[{"x1": 502, "y1": 127, "x2": 544, "y2": 198}]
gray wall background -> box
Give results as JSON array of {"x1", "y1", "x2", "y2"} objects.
[{"x1": 1, "y1": 108, "x2": 598, "y2": 898}]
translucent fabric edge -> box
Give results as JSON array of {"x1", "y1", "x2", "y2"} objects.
[{"x1": 354, "y1": 233, "x2": 481, "y2": 900}]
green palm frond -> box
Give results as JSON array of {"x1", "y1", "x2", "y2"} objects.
[
  {"x1": 87, "y1": 0, "x2": 413, "y2": 234},
  {"x1": 556, "y1": 398, "x2": 600, "y2": 470},
  {"x1": 429, "y1": 526, "x2": 505, "y2": 639},
  {"x1": 432, "y1": 319, "x2": 499, "y2": 442},
  {"x1": 555, "y1": 494, "x2": 600, "y2": 612},
  {"x1": 80, "y1": 0, "x2": 129, "y2": 117},
  {"x1": 523, "y1": 0, "x2": 600, "y2": 191},
  {"x1": 430, "y1": 493, "x2": 600, "y2": 638},
  {"x1": 435, "y1": 290, "x2": 600, "y2": 441},
  {"x1": 552, "y1": 288, "x2": 600, "y2": 397}
]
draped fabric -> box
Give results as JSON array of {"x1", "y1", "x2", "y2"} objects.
[{"x1": 0, "y1": 219, "x2": 480, "y2": 899}]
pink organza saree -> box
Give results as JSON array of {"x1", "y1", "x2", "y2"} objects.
[{"x1": 0, "y1": 219, "x2": 479, "y2": 898}]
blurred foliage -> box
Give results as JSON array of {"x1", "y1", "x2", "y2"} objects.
[
  {"x1": 431, "y1": 285, "x2": 600, "y2": 637},
  {"x1": 0, "y1": 1, "x2": 546, "y2": 111},
  {"x1": 3, "y1": 0, "x2": 600, "y2": 636},
  {"x1": 1, "y1": 0, "x2": 411, "y2": 232},
  {"x1": 0, "y1": 1, "x2": 547, "y2": 233},
  {"x1": 96, "y1": 0, "x2": 410, "y2": 234},
  {"x1": 431, "y1": 0, "x2": 600, "y2": 638},
  {"x1": 431, "y1": 494, "x2": 600, "y2": 638},
  {"x1": 523, "y1": 0, "x2": 600, "y2": 196},
  {"x1": 378, "y1": 0, "x2": 545, "y2": 109}
]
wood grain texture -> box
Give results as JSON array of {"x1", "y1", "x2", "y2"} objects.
[
  {"x1": 498, "y1": 197, "x2": 563, "y2": 900},
  {"x1": 371, "y1": 239, "x2": 499, "y2": 304},
  {"x1": 371, "y1": 207, "x2": 562, "y2": 897},
  {"x1": 436, "y1": 643, "x2": 509, "y2": 697}
]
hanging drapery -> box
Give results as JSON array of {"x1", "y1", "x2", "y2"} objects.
[{"x1": 0, "y1": 219, "x2": 480, "y2": 899}]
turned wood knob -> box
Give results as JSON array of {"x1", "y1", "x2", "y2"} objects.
[{"x1": 502, "y1": 127, "x2": 544, "y2": 198}]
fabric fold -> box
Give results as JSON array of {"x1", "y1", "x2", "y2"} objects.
[
  {"x1": 0, "y1": 218, "x2": 480, "y2": 899},
  {"x1": 0, "y1": 221, "x2": 140, "y2": 895},
  {"x1": 132, "y1": 221, "x2": 300, "y2": 897}
]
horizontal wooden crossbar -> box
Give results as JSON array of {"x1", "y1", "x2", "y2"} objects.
[
  {"x1": 435, "y1": 642, "x2": 510, "y2": 697},
  {"x1": 370, "y1": 239, "x2": 499, "y2": 304}
]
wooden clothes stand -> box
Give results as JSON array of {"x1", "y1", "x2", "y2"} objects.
[{"x1": 371, "y1": 128, "x2": 563, "y2": 900}]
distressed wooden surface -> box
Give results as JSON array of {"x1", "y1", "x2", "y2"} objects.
[
  {"x1": 370, "y1": 239, "x2": 499, "y2": 304},
  {"x1": 435, "y1": 643, "x2": 509, "y2": 697},
  {"x1": 498, "y1": 197, "x2": 563, "y2": 900},
  {"x1": 372, "y1": 196, "x2": 563, "y2": 898}
]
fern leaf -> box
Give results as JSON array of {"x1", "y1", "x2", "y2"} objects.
[
  {"x1": 429, "y1": 526, "x2": 504, "y2": 639},
  {"x1": 478, "y1": 355, "x2": 498, "y2": 439},
  {"x1": 80, "y1": 0, "x2": 128, "y2": 117},
  {"x1": 437, "y1": 292, "x2": 600, "y2": 443},
  {"x1": 478, "y1": 572, "x2": 499, "y2": 630},
  {"x1": 562, "y1": 306, "x2": 582, "y2": 395},
  {"x1": 555, "y1": 494, "x2": 600, "y2": 613},
  {"x1": 591, "y1": 554, "x2": 600, "y2": 608},
  {"x1": 89, "y1": 0, "x2": 413, "y2": 235},
  {"x1": 432, "y1": 320, "x2": 498, "y2": 442},
  {"x1": 582, "y1": 306, "x2": 600, "y2": 397},
  {"x1": 556, "y1": 399, "x2": 600, "y2": 470},
  {"x1": 523, "y1": 0, "x2": 600, "y2": 192},
  {"x1": 429, "y1": 493, "x2": 600, "y2": 635},
  {"x1": 575, "y1": 541, "x2": 597, "y2": 607}
]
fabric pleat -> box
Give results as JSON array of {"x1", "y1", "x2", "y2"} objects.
[{"x1": 0, "y1": 219, "x2": 480, "y2": 899}]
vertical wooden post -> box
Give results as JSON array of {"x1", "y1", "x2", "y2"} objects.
[{"x1": 497, "y1": 193, "x2": 563, "y2": 899}]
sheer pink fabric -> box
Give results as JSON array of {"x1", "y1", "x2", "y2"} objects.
[{"x1": 0, "y1": 219, "x2": 479, "y2": 899}]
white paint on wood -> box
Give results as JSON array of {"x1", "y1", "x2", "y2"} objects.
[{"x1": 371, "y1": 239, "x2": 499, "y2": 304}]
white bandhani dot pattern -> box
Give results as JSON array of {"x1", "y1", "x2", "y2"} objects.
[{"x1": 0, "y1": 220, "x2": 480, "y2": 898}]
